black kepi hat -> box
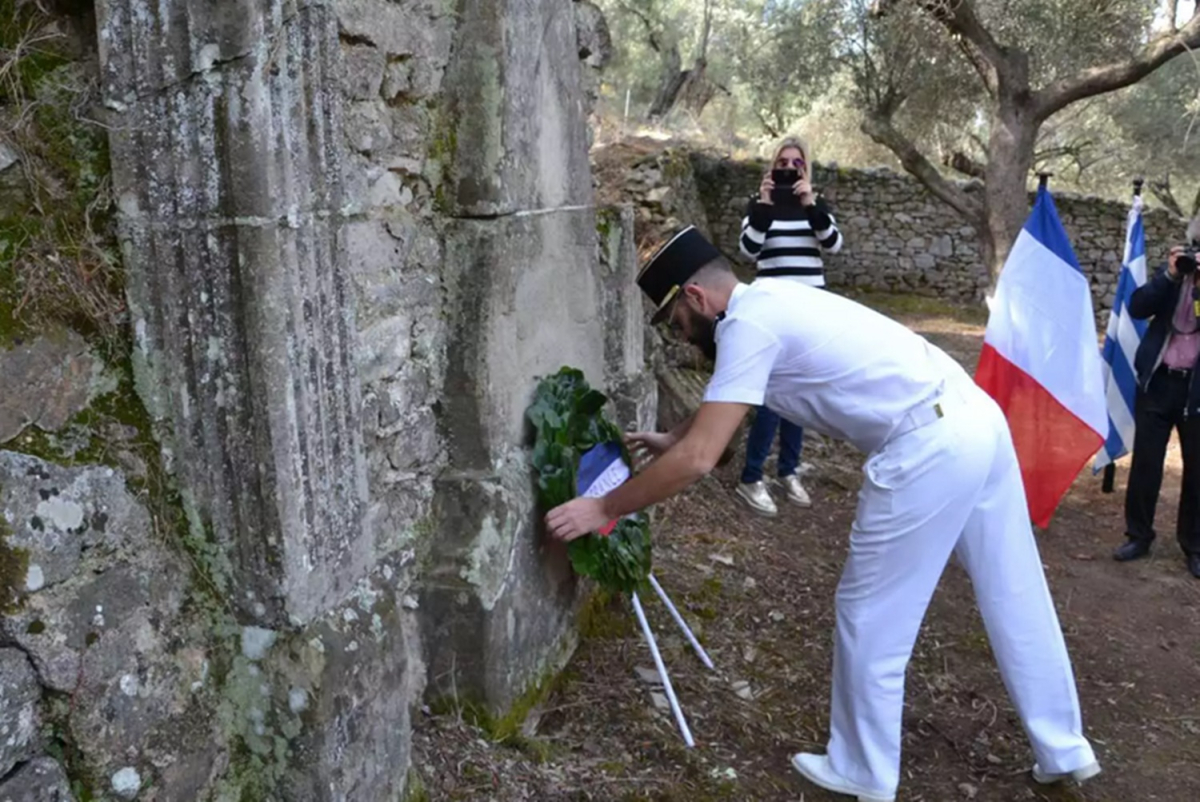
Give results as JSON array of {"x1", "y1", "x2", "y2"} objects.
[{"x1": 636, "y1": 225, "x2": 723, "y2": 324}]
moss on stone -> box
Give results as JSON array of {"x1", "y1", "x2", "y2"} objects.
[
  {"x1": 402, "y1": 770, "x2": 430, "y2": 802},
  {"x1": 0, "y1": 504, "x2": 30, "y2": 614},
  {"x1": 426, "y1": 111, "x2": 458, "y2": 214},
  {"x1": 577, "y1": 586, "x2": 633, "y2": 640},
  {"x1": 427, "y1": 654, "x2": 572, "y2": 751}
]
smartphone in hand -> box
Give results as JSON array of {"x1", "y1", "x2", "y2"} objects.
[{"x1": 770, "y1": 168, "x2": 802, "y2": 207}]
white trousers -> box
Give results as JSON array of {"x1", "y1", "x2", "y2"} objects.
[{"x1": 825, "y1": 381, "x2": 1096, "y2": 794}]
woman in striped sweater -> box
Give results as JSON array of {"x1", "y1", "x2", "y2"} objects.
[{"x1": 734, "y1": 135, "x2": 843, "y2": 517}]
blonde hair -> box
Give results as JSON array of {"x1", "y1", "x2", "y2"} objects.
[{"x1": 770, "y1": 135, "x2": 811, "y2": 167}]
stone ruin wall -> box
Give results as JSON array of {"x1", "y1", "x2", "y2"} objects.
[
  {"x1": 0, "y1": 2, "x2": 652, "y2": 800},
  {"x1": 616, "y1": 148, "x2": 1187, "y2": 320}
]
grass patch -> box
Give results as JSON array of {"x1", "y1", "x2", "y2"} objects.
[{"x1": 0, "y1": 1, "x2": 125, "y2": 354}]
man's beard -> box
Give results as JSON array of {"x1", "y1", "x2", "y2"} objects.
[{"x1": 682, "y1": 306, "x2": 719, "y2": 362}]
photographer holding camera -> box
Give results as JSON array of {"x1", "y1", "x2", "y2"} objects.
[
  {"x1": 733, "y1": 136, "x2": 844, "y2": 516},
  {"x1": 1112, "y1": 229, "x2": 1200, "y2": 578}
]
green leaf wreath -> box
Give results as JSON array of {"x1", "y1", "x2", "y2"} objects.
[{"x1": 527, "y1": 367, "x2": 653, "y2": 595}]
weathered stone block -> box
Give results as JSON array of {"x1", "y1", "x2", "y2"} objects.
[
  {"x1": 421, "y1": 466, "x2": 579, "y2": 713},
  {"x1": 280, "y1": 554, "x2": 424, "y2": 802},
  {"x1": 440, "y1": 213, "x2": 606, "y2": 466},
  {"x1": 0, "y1": 331, "x2": 113, "y2": 445},
  {"x1": 98, "y1": 1, "x2": 369, "y2": 627},
  {"x1": 0, "y1": 649, "x2": 41, "y2": 778},
  {"x1": 423, "y1": 208, "x2": 607, "y2": 711},
  {"x1": 440, "y1": 0, "x2": 595, "y2": 216},
  {"x1": 341, "y1": 45, "x2": 386, "y2": 100},
  {"x1": 0, "y1": 757, "x2": 74, "y2": 802},
  {"x1": 0, "y1": 453, "x2": 150, "y2": 595},
  {"x1": 336, "y1": 0, "x2": 454, "y2": 60},
  {"x1": 0, "y1": 453, "x2": 223, "y2": 797},
  {"x1": 597, "y1": 203, "x2": 656, "y2": 432}
]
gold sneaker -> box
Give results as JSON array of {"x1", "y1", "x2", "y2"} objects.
[
  {"x1": 781, "y1": 474, "x2": 812, "y2": 508},
  {"x1": 735, "y1": 481, "x2": 777, "y2": 517}
]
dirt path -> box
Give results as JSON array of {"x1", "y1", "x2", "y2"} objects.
[{"x1": 412, "y1": 300, "x2": 1200, "y2": 802}]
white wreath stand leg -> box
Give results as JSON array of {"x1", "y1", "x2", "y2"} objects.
[{"x1": 630, "y1": 572, "x2": 715, "y2": 748}]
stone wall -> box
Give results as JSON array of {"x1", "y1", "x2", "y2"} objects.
[
  {"x1": 0, "y1": 1, "x2": 646, "y2": 800},
  {"x1": 616, "y1": 147, "x2": 1187, "y2": 316}
]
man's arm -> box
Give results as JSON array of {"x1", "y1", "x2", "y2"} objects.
[
  {"x1": 605, "y1": 402, "x2": 749, "y2": 518},
  {"x1": 546, "y1": 315, "x2": 778, "y2": 542},
  {"x1": 544, "y1": 402, "x2": 750, "y2": 542},
  {"x1": 666, "y1": 409, "x2": 698, "y2": 444},
  {"x1": 1130, "y1": 250, "x2": 1184, "y2": 319}
]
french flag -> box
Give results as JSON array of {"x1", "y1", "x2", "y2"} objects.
[
  {"x1": 576, "y1": 441, "x2": 631, "y2": 536},
  {"x1": 975, "y1": 184, "x2": 1107, "y2": 528}
]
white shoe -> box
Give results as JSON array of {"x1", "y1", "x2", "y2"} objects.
[
  {"x1": 735, "y1": 481, "x2": 777, "y2": 516},
  {"x1": 790, "y1": 753, "x2": 895, "y2": 802},
  {"x1": 1032, "y1": 760, "x2": 1101, "y2": 784},
  {"x1": 780, "y1": 474, "x2": 812, "y2": 507}
]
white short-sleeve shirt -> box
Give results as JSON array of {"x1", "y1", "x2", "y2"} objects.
[{"x1": 703, "y1": 279, "x2": 972, "y2": 453}]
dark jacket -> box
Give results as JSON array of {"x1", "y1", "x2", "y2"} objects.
[{"x1": 1129, "y1": 264, "x2": 1200, "y2": 415}]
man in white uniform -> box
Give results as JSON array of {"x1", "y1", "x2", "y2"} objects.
[{"x1": 545, "y1": 227, "x2": 1100, "y2": 802}]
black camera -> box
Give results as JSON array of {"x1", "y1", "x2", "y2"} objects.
[{"x1": 1179, "y1": 247, "x2": 1197, "y2": 276}]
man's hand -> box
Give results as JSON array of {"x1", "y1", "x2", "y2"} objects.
[
  {"x1": 625, "y1": 430, "x2": 675, "y2": 469},
  {"x1": 758, "y1": 172, "x2": 775, "y2": 205},
  {"x1": 545, "y1": 497, "x2": 610, "y2": 542}
]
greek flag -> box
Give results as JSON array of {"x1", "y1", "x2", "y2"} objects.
[{"x1": 1094, "y1": 193, "x2": 1149, "y2": 473}]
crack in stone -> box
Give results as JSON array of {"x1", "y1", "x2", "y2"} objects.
[
  {"x1": 448, "y1": 203, "x2": 597, "y2": 222},
  {"x1": 2, "y1": 634, "x2": 52, "y2": 691},
  {"x1": 103, "y1": 6, "x2": 306, "y2": 107}
]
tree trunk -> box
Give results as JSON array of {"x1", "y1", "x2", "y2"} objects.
[
  {"x1": 647, "y1": 70, "x2": 687, "y2": 118},
  {"x1": 679, "y1": 58, "x2": 713, "y2": 115},
  {"x1": 980, "y1": 100, "x2": 1038, "y2": 289},
  {"x1": 648, "y1": 0, "x2": 712, "y2": 121}
]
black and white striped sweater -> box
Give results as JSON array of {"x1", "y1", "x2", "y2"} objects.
[{"x1": 739, "y1": 196, "x2": 843, "y2": 287}]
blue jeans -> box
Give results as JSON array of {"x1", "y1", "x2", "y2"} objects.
[{"x1": 740, "y1": 405, "x2": 804, "y2": 484}]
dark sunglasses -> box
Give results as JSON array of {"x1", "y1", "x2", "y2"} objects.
[{"x1": 775, "y1": 157, "x2": 807, "y2": 169}]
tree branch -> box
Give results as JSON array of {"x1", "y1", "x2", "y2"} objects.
[
  {"x1": 616, "y1": 1, "x2": 665, "y2": 53},
  {"x1": 873, "y1": 0, "x2": 1004, "y2": 93},
  {"x1": 861, "y1": 108, "x2": 982, "y2": 223},
  {"x1": 1034, "y1": 14, "x2": 1200, "y2": 122},
  {"x1": 696, "y1": 0, "x2": 712, "y2": 63},
  {"x1": 1149, "y1": 175, "x2": 1185, "y2": 218},
  {"x1": 943, "y1": 150, "x2": 986, "y2": 178}
]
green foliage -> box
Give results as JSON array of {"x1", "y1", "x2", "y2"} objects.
[
  {"x1": 595, "y1": 0, "x2": 1198, "y2": 206},
  {"x1": 527, "y1": 367, "x2": 653, "y2": 595}
]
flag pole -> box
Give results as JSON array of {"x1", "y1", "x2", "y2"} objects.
[{"x1": 1101, "y1": 177, "x2": 1145, "y2": 494}]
